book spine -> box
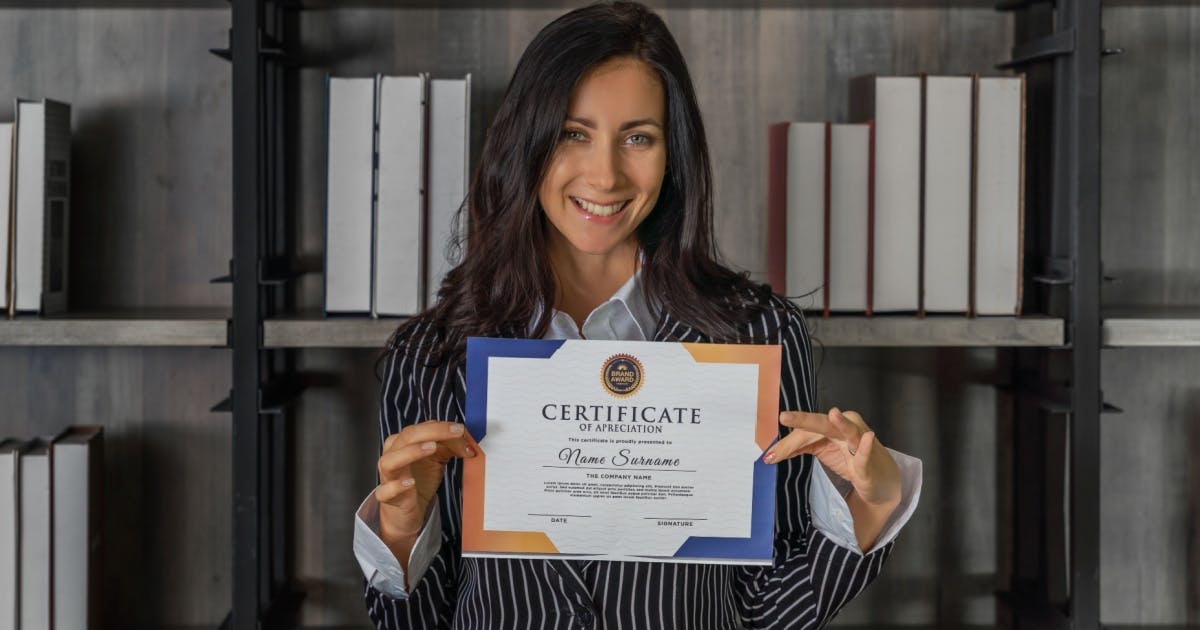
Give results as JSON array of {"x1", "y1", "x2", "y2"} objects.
[
  {"x1": 765, "y1": 122, "x2": 788, "y2": 295},
  {"x1": 822, "y1": 122, "x2": 831, "y2": 320}
]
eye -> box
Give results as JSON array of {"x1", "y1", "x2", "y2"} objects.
[
  {"x1": 627, "y1": 134, "x2": 653, "y2": 146},
  {"x1": 561, "y1": 129, "x2": 587, "y2": 142}
]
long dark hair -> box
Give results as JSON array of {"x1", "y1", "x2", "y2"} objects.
[{"x1": 388, "y1": 1, "x2": 769, "y2": 363}]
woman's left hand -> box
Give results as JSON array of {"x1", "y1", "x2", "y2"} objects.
[{"x1": 765, "y1": 407, "x2": 902, "y2": 508}]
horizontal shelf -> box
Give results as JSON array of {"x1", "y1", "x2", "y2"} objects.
[
  {"x1": 803, "y1": 314, "x2": 1064, "y2": 347},
  {"x1": 1102, "y1": 306, "x2": 1200, "y2": 347},
  {"x1": 0, "y1": 1, "x2": 228, "y2": 6},
  {"x1": 265, "y1": 314, "x2": 1064, "y2": 348},
  {"x1": 298, "y1": 0, "x2": 1001, "y2": 7},
  {"x1": 0, "y1": 309, "x2": 229, "y2": 347},
  {"x1": 264, "y1": 315, "x2": 407, "y2": 348}
]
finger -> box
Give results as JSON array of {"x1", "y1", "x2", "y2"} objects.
[
  {"x1": 375, "y1": 477, "x2": 418, "y2": 508},
  {"x1": 852, "y1": 431, "x2": 877, "y2": 476},
  {"x1": 390, "y1": 421, "x2": 469, "y2": 450},
  {"x1": 435, "y1": 435, "x2": 477, "y2": 460},
  {"x1": 378, "y1": 440, "x2": 441, "y2": 481},
  {"x1": 779, "y1": 411, "x2": 842, "y2": 440},
  {"x1": 764, "y1": 428, "x2": 827, "y2": 464},
  {"x1": 836, "y1": 408, "x2": 871, "y2": 432},
  {"x1": 828, "y1": 408, "x2": 863, "y2": 452},
  {"x1": 383, "y1": 433, "x2": 402, "y2": 452}
]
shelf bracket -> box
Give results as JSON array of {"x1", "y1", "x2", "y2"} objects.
[
  {"x1": 998, "y1": 29, "x2": 1076, "y2": 69},
  {"x1": 259, "y1": 255, "x2": 320, "y2": 286},
  {"x1": 211, "y1": 259, "x2": 235, "y2": 284},
  {"x1": 209, "y1": 376, "x2": 308, "y2": 415},
  {"x1": 210, "y1": 28, "x2": 232, "y2": 62},
  {"x1": 260, "y1": 375, "x2": 305, "y2": 415},
  {"x1": 1032, "y1": 256, "x2": 1074, "y2": 286},
  {"x1": 211, "y1": 393, "x2": 232, "y2": 413}
]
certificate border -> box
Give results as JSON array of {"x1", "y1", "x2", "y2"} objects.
[{"x1": 462, "y1": 337, "x2": 781, "y2": 563}]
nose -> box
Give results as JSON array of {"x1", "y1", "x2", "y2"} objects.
[{"x1": 585, "y1": 142, "x2": 623, "y2": 192}]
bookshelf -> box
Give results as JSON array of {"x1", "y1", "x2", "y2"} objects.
[{"x1": 2, "y1": 0, "x2": 1197, "y2": 628}]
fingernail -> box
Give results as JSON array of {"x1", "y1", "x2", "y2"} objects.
[
  {"x1": 763, "y1": 451, "x2": 776, "y2": 464},
  {"x1": 466, "y1": 445, "x2": 477, "y2": 457},
  {"x1": 421, "y1": 441, "x2": 436, "y2": 451},
  {"x1": 401, "y1": 478, "x2": 415, "y2": 487},
  {"x1": 450, "y1": 424, "x2": 464, "y2": 435}
]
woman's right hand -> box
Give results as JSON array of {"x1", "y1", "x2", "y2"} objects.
[{"x1": 375, "y1": 421, "x2": 476, "y2": 569}]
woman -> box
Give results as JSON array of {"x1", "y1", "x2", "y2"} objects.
[{"x1": 353, "y1": 2, "x2": 922, "y2": 628}]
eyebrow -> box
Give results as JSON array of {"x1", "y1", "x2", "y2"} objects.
[{"x1": 566, "y1": 116, "x2": 663, "y2": 132}]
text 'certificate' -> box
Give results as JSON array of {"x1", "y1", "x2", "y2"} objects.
[{"x1": 462, "y1": 337, "x2": 781, "y2": 565}]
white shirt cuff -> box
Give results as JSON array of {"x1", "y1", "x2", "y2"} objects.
[
  {"x1": 352, "y1": 489, "x2": 442, "y2": 599},
  {"x1": 807, "y1": 446, "x2": 923, "y2": 555}
]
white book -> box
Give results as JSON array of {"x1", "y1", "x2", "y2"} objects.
[
  {"x1": 785, "y1": 123, "x2": 827, "y2": 307},
  {"x1": 374, "y1": 74, "x2": 428, "y2": 317},
  {"x1": 922, "y1": 76, "x2": 973, "y2": 313},
  {"x1": 324, "y1": 76, "x2": 377, "y2": 315},
  {"x1": 13, "y1": 99, "x2": 71, "y2": 315},
  {"x1": 18, "y1": 439, "x2": 50, "y2": 630},
  {"x1": 975, "y1": 76, "x2": 1026, "y2": 315},
  {"x1": 426, "y1": 75, "x2": 471, "y2": 308},
  {"x1": 0, "y1": 439, "x2": 21, "y2": 630},
  {"x1": 849, "y1": 75, "x2": 920, "y2": 312},
  {"x1": 828, "y1": 124, "x2": 871, "y2": 313},
  {"x1": 52, "y1": 427, "x2": 102, "y2": 630},
  {"x1": 0, "y1": 123, "x2": 12, "y2": 314}
]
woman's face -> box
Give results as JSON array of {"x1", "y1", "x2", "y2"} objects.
[{"x1": 538, "y1": 56, "x2": 668, "y2": 258}]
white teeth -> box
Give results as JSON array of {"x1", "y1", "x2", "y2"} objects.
[{"x1": 573, "y1": 197, "x2": 627, "y2": 217}]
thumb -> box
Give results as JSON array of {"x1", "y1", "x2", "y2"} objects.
[{"x1": 852, "y1": 431, "x2": 877, "y2": 477}]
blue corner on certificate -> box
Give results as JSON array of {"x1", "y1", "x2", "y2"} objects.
[{"x1": 461, "y1": 336, "x2": 782, "y2": 566}]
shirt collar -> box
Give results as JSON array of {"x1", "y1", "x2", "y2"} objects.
[{"x1": 530, "y1": 266, "x2": 658, "y2": 341}]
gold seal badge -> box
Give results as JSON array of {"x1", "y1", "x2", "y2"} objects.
[{"x1": 601, "y1": 354, "x2": 644, "y2": 398}]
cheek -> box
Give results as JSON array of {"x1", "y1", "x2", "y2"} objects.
[{"x1": 537, "y1": 154, "x2": 575, "y2": 207}]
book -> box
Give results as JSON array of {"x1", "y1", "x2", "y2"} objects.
[
  {"x1": 426, "y1": 75, "x2": 471, "y2": 308},
  {"x1": 12, "y1": 99, "x2": 71, "y2": 316},
  {"x1": 374, "y1": 74, "x2": 428, "y2": 317},
  {"x1": 0, "y1": 439, "x2": 21, "y2": 630},
  {"x1": 922, "y1": 75, "x2": 973, "y2": 313},
  {"x1": 849, "y1": 75, "x2": 920, "y2": 313},
  {"x1": 18, "y1": 438, "x2": 50, "y2": 630},
  {"x1": 974, "y1": 75, "x2": 1026, "y2": 316},
  {"x1": 767, "y1": 121, "x2": 827, "y2": 310},
  {"x1": 766, "y1": 122, "x2": 788, "y2": 294},
  {"x1": 1, "y1": 123, "x2": 12, "y2": 315},
  {"x1": 786, "y1": 122, "x2": 828, "y2": 310},
  {"x1": 828, "y1": 123, "x2": 872, "y2": 313},
  {"x1": 52, "y1": 426, "x2": 103, "y2": 630},
  {"x1": 324, "y1": 76, "x2": 377, "y2": 315}
]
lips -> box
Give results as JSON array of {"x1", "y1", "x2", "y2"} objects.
[{"x1": 570, "y1": 196, "x2": 630, "y2": 224}]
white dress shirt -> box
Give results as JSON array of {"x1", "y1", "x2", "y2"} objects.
[{"x1": 354, "y1": 271, "x2": 923, "y2": 599}]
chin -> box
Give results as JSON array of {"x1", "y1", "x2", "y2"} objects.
[{"x1": 565, "y1": 237, "x2": 626, "y2": 256}]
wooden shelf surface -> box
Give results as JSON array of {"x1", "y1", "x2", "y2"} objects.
[
  {"x1": 264, "y1": 314, "x2": 1064, "y2": 348},
  {"x1": 296, "y1": 0, "x2": 1001, "y2": 8},
  {"x1": 1102, "y1": 306, "x2": 1200, "y2": 347},
  {"x1": 0, "y1": 309, "x2": 229, "y2": 347},
  {"x1": 803, "y1": 314, "x2": 1064, "y2": 347}
]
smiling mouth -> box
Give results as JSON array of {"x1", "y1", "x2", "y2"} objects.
[{"x1": 571, "y1": 196, "x2": 630, "y2": 218}]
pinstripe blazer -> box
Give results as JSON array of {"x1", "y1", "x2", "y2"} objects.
[{"x1": 366, "y1": 293, "x2": 895, "y2": 629}]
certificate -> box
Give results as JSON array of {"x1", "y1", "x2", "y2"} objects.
[{"x1": 462, "y1": 337, "x2": 781, "y2": 565}]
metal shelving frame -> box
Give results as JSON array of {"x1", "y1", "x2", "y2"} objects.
[{"x1": 999, "y1": 0, "x2": 1102, "y2": 628}]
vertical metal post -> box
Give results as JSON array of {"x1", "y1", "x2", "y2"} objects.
[
  {"x1": 1061, "y1": 0, "x2": 1102, "y2": 627},
  {"x1": 231, "y1": 0, "x2": 264, "y2": 627}
]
